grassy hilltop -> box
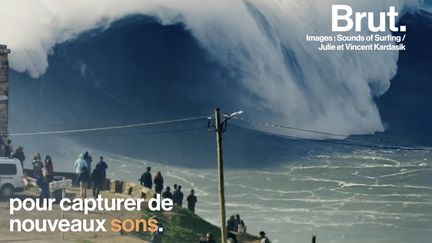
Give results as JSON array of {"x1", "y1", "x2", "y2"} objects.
[{"x1": 138, "y1": 206, "x2": 258, "y2": 243}]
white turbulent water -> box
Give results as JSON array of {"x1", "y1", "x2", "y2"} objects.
[
  {"x1": 2, "y1": 0, "x2": 428, "y2": 138},
  {"x1": 101, "y1": 149, "x2": 432, "y2": 243}
]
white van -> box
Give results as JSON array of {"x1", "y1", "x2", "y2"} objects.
[{"x1": 0, "y1": 158, "x2": 24, "y2": 198}]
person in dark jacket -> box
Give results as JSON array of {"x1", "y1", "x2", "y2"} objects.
[
  {"x1": 153, "y1": 171, "x2": 164, "y2": 194},
  {"x1": 0, "y1": 138, "x2": 4, "y2": 157},
  {"x1": 234, "y1": 214, "x2": 241, "y2": 232},
  {"x1": 91, "y1": 168, "x2": 102, "y2": 198},
  {"x1": 95, "y1": 156, "x2": 108, "y2": 180},
  {"x1": 186, "y1": 189, "x2": 197, "y2": 213},
  {"x1": 4, "y1": 139, "x2": 12, "y2": 158},
  {"x1": 227, "y1": 215, "x2": 236, "y2": 232},
  {"x1": 259, "y1": 231, "x2": 271, "y2": 243},
  {"x1": 139, "y1": 166, "x2": 152, "y2": 189},
  {"x1": 172, "y1": 184, "x2": 178, "y2": 203},
  {"x1": 173, "y1": 185, "x2": 184, "y2": 207},
  {"x1": 199, "y1": 234, "x2": 207, "y2": 243},
  {"x1": 32, "y1": 155, "x2": 43, "y2": 178},
  {"x1": 44, "y1": 155, "x2": 54, "y2": 180},
  {"x1": 36, "y1": 169, "x2": 52, "y2": 199},
  {"x1": 205, "y1": 232, "x2": 216, "y2": 243},
  {"x1": 92, "y1": 156, "x2": 108, "y2": 197},
  {"x1": 12, "y1": 146, "x2": 25, "y2": 168},
  {"x1": 36, "y1": 152, "x2": 42, "y2": 161},
  {"x1": 162, "y1": 186, "x2": 173, "y2": 199},
  {"x1": 77, "y1": 167, "x2": 90, "y2": 198},
  {"x1": 83, "y1": 151, "x2": 93, "y2": 173},
  {"x1": 237, "y1": 220, "x2": 247, "y2": 233}
]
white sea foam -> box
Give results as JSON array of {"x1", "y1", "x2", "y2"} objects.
[
  {"x1": 51, "y1": 147, "x2": 432, "y2": 243},
  {"x1": 0, "y1": 0, "x2": 425, "y2": 137}
]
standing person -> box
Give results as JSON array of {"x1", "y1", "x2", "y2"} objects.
[
  {"x1": 259, "y1": 231, "x2": 271, "y2": 243},
  {"x1": 0, "y1": 138, "x2": 5, "y2": 157},
  {"x1": 12, "y1": 146, "x2": 25, "y2": 168},
  {"x1": 95, "y1": 156, "x2": 108, "y2": 193},
  {"x1": 153, "y1": 171, "x2": 164, "y2": 194},
  {"x1": 83, "y1": 151, "x2": 93, "y2": 173},
  {"x1": 91, "y1": 168, "x2": 103, "y2": 198},
  {"x1": 237, "y1": 220, "x2": 247, "y2": 233},
  {"x1": 36, "y1": 169, "x2": 52, "y2": 199},
  {"x1": 186, "y1": 189, "x2": 197, "y2": 213},
  {"x1": 32, "y1": 155, "x2": 43, "y2": 178},
  {"x1": 139, "y1": 166, "x2": 152, "y2": 189},
  {"x1": 173, "y1": 185, "x2": 184, "y2": 207},
  {"x1": 44, "y1": 155, "x2": 54, "y2": 180},
  {"x1": 199, "y1": 234, "x2": 207, "y2": 243},
  {"x1": 162, "y1": 186, "x2": 173, "y2": 199},
  {"x1": 227, "y1": 215, "x2": 236, "y2": 232},
  {"x1": 172, "y1": 184, "x2": 178, "y2": 204},
  {"x1": 4, "y1": 139, "x2": 12, "y2": 158},
  {"x1": 234, "y1": 214, "x2": 241, "y2": 232},
  {"x1": 95, "y1": 156, "x2": 108, "y2": 180},
  {"x1": 74, "y1": 154, "x2": 87, "y2": 185},
  {"x1": 205, "y1": 232, "x2": 216, "y2": 243},
  {"x1": 36, "y1": 152, "x2": 42, "y2": 161},
  {"x1": 77, "y1": 167, "x2": 90, "y2": 198}
]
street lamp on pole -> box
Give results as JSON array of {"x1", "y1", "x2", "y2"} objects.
[{"x1": 212, "y1": 108, "x2": 243, "y2": 243}]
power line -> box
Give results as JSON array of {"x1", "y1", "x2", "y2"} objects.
[
  {"x1": 231, "y1": 118, "x2": 432, "y2": 152},
  {"x1": 7, "y1": 115, "x2": 209, "y2": 137},
  {"x1": 73, "y1": 126, "x2": 208, "y2": 137},
  {"x1": 234, "y1": 117, "x2": 349, "y2": 138},
  {"x1": 5, "y1": 112, "x2": 431, "y2": 152}
]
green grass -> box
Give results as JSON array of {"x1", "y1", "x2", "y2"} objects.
[
  {"x1": 163, "y1": 209, "x2": 220, "y2": 243},
  {"x1": 135, "y1": 208, "x2": 221, "y2": 243}
]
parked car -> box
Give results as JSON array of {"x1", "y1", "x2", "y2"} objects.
[{"x1": 0, "y1": 158, "x2": 24, "y2": 198}]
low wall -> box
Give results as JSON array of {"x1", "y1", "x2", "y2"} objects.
[
  {"x1": 24, "y1": 169, "x2": 156, "y2": 201},
  {"x1": 24, "y1": 169, "x2": 78, "y2": 182},
  {"x1": 110, "y1": 180, "x2": 156, "y2": 201}
]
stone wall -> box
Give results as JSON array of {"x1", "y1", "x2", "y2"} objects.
[
  {"x1": 110, "y1": 179, "x2": 156, "y2": 201},
  {"x1": 24, "y1": 168, "x2": 156, "y2": 201}
]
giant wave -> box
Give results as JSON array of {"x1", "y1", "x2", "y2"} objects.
[
  {"x1": 1, "y1": 0, "x2": 429, "y2": 138},
  {"x1": 2, "y1": 1, "x2": 432, "y2": 167}
]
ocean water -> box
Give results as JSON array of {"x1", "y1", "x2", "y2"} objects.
[{"x1": 104, "y1": 148, "x2": 432, "y2": 243}]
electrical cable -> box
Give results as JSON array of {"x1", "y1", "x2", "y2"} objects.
[
  {"x1": 7, "y1": 115, "x2": 209, "y2": 136},
  {"x1": 231, "y1": 118, "x2": 432, "y2": 152}
]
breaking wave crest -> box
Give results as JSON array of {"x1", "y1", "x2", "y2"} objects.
[{"x1": 1, "y1": 0, "x2": 428, "y2": 138}]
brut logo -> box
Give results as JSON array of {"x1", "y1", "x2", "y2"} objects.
[{"x1": 332, "y1": 5, "x2": 406, "y2": 32}]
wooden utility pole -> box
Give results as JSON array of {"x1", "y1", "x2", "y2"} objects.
[{"x1": 215, "y1": 108, "x2": 228, "y2": 243}]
